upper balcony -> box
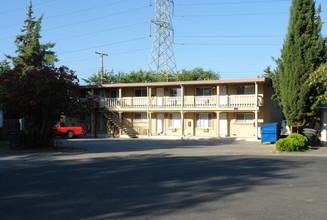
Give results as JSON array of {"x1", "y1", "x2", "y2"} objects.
[{"x1": 104, "y1": 95, "x2": 263, "y2": 110}]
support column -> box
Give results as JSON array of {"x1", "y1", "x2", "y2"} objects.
[
  {"x1": 181, "y1": 85, "x2": 184, "y2": 139},
  {"x1": 119, "y1": 112, "x2": 122, "y2": 136},
  {"x1": 147, "y1": 86, "x2": 150, "y2": 137},
  {"x1": 255, "y1": 82, "x2": 258, "y2": 140},
  {"x1": 91, "y1": 89, "x2": 95, "y2": 135},
  {"x1": 216, "y1": 111, "x2": 220, "y2": 137},
  {"x1": 216, "y1": 85, "x2": 220, "y2": 108},
  {"x1": 118, "y1": 87, "x2": 122, "y2": 107}
]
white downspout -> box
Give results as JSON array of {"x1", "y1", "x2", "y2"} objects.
[{"x1": 147, "y1": 86, "x2": 150, "y2": 137}]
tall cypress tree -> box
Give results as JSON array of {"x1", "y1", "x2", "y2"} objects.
[
  {"x1": 277, "y1": 0, "x2": 326, "y2": 126},
  {"x1": 6, "y1": 1, "x2": 57, "y2": 72}
]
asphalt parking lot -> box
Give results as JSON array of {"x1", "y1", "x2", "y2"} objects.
[{"x1": 1, "y1": 138, "x2": 327, "y2": 220}]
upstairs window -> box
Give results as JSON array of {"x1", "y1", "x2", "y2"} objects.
[
  {"x1": 196, "y1": 87, "x2": 212, "y2": 96},
  {"x1": 236, "y1": 85, "x2": 254, "y2": 95},
  {"x1": 135, "y1": 89, "x2": 147, "y2": 97},
  {"x1": 170, "y1": 88, "x2": 181, "y2": 97}
]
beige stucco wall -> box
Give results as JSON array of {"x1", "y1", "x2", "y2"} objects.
[{"x1": 228, "y1": 111, "x2": 263, "y2": 138}]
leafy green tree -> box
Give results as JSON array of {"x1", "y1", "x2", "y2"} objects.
[
  {"x1": 307, "y1": 64, "x2": 327, "y2": 118},
  {"x1": 271, "y1": 0, "x2": 326, "y2": 126},
  {"x1": 0, "y1": 2, "x2": 86, "y2": 149},
  {"x1": 82, "y1": 70, "x2": 117, "y2": 85},
  {"x1": 176, "y1": 68, "x2": 220, "y2": 81},
  {"x1": 6, "y1": 1, "x2": 57, "y2": 73},
  {"x1": 83, "y1": 68, "x2": 220, "y2": 85}
]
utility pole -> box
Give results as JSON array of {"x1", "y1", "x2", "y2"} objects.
[
  {"x1": 95, "y1": 51, "x2": 108, "y2": 84},
  {"x1": 147, "y1": 0, "x2": 177, "y2": 81}
]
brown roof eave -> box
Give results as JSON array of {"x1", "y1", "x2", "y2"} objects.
[{"x1": 80, "y1": 78, "x2": 270, "y2": 89}]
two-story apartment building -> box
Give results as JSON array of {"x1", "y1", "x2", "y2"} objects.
[{"x1": 69, "y1": 78, "x2": 282, "y2": 139}]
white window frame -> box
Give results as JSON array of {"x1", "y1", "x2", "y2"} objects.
[
  {"x1": 135, "y1": 89, "x2": 147, "y2": 97},
  {"x1": 134, "y1": 113, "x2": 148, "y2": 122},
  {"x1": 236, "y1": 85, "x2": 254, "y2": 95},
  {"x1": 169, "y1": 88, "x2": 181, "y2": 97},
  {"x1": 236, "y1": 113, "x2": 254, "y2": 123},
  {"x1": 169, "y1": 113, "x2": 181, "y2": 128},
  {"x1": 196, "y1": 113, "x2": 212, "y2": 128},
  {"x1": 196, "y1": 87, "x2": 212, "y2": 96}
]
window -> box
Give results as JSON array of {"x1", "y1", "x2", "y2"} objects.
[
  {"x1": 236, "y1": 85, "x2": 254, "y2": 94},
  {"x1": 135, "y1": 89, "x2": 147, "y2": 97},
  {"x1": 236, "y1": 113, "x2": 254, "y2": 123},
  {"x1": 169, "y1": 113, "x2": 181, "y2": 128},
  {"x1": 196, "y1": 87, "x2": 212, "y2": 96},
  {"x1": 196, "y1": 113, "x2": 212, "y2": 128},
  {"x1": 135, "y1": 113, "x2": 148, "y2": 122},
  {"x1": 170, "y1": 88, "x2": 181, "y2": 97}
]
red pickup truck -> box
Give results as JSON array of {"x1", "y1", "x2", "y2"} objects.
[{"x1": 54, "y1": 122, "x2": 86, "y2": 139}]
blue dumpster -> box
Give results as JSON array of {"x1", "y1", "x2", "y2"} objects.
[{"x1": 261, "y1": 123, "x2": 278, "y2": 143}]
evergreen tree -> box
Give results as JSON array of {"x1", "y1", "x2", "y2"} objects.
[
  {"x1": 275, "y1": 0, "x2": 326, "y2": 126},
  {"x1": 6, "y1": 1, "x2": 57, "y2": 72}
]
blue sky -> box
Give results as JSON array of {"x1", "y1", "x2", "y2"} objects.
[{"x1": 0, "y1": 0, "x2": 326, "y2": 85}]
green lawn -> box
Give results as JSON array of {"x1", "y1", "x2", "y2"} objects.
[{"x1": 0, "y1": 140, "x2": 9, "y2": 148}]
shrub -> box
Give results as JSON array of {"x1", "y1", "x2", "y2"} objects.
[{"x1": 275, "y1": 133, "x2": 308, "y2": 152}]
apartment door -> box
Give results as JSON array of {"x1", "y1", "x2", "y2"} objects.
[
  {"x1": 219, "y1": 113, "x2": 227, "y2": 137},
  {"x1": 322, "y1": 112, "x2": 327, "y2": 144},
  {"x1": 157, "y1": 88, "x2": 164, "y2": 107},
  {"x1": 99, "y1": 90, "x2": 106, "y2": 108},
  {"x1": 219, "y1": 86, "x2": 227, "y2": 107},
  {"x1": 157, "y1": 113, "x2": 164, "y2": 134}
]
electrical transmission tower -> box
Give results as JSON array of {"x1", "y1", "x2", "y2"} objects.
[{"x1": 147, "y1": 0, "x2": 177, "y2": 81}]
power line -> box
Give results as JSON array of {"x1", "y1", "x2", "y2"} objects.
[
  {"x1": 0, "y1": 6, "x2": 150, "y2": 40},
  {"x1": 54, "y1": 21, "x2": 148, "y2": 42},
  {"x1": 175, "y1": 10, "x2": 326, "y2": 17},
  {"x1": 0, "y1": 0, "x2": 56, "y2": 14},
  {"x1": 0, "y1": 0, "x2": 130, "y2": 29},
  {"x1": 46, "y1": 0, "x2": 130, "y2": 19},
  {"x1": 175, "y1": 42, "x2": 281, "y2": 46},
  {"x1": 59, "y1": 37, "x2": 149, "y2": 55},
  {"x1": 43, "y1": 6, "x2": 150, "y2": 31},
  {"x1": 175, "y1": 35, "x2": 284, "y2": 38},
  {"x1": 174, "y1": 12, "x2": 289, "y2": 17},
  {"x1": 63, "y1": 48, "x2": 150, "y2": 64},
  {"x1": 175, "y1": 0, "x2": 290, "y2": 6}
]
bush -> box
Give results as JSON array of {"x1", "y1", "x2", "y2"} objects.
[{"x1": 276, "y1": 133, "x2": 308, "y2": 152}]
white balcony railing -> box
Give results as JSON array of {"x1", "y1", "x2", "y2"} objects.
[
  {"x1": 105, "y1": 98, "x2": 119, "y2": 108},
  {"x1": 121, "y1": 97, "x2": 148, "y2": 108},
  {"x1": 151, "y1": 97, "x2": 181, "y2": 108},
  {"x1": 184, "y1": 96, "x2": 216, "y2": 107},
  {"x1": 219, "y1": 95, "x2": 262, "y2": 108},
  {"x1": 105, "y1": 95, "x2": 263, "y2": 109}
]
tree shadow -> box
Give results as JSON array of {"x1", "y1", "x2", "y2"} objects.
[{"x1": 0, "y1": 154, "x2": 304, "y2": 219}]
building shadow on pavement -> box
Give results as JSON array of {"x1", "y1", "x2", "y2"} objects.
[{"x1": 0, "y1": 154, "x2": 304, "y2": 219}]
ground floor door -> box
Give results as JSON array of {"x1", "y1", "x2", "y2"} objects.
[
  {"x1": 157, "y1": 114, "x2": 164, "y2": 134},
  {"x1": 322, "y1": 112, "x2": 327, "y2": 144},
  {"x1": 219, "y1": 113, "x2": 227, "y2": 137}
]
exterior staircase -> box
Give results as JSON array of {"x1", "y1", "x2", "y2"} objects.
[{"x1": 102, "y1": 109, "x2": 141, "y2": 138}]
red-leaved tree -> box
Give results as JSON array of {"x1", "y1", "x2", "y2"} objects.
[{"x1": 0, "y1": 65, "x2": 88, "y2": 148}]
